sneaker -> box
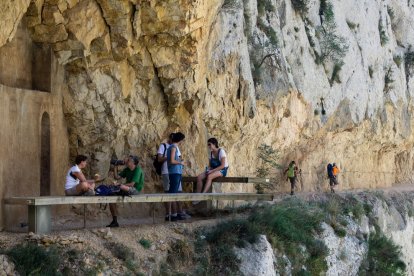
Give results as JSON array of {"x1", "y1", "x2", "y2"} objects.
[
  {"x1": 331, "y1": 188, "x2": 335, "y2": 193},
  {"x1": 290, "y1": 191, "x2": 294, "y2": 196},
  {"x1": 83, "y1": 189, "x2": 95, "y2": 196},
  {"x1": 176, "y1": 214, "x2": 186, "y2": 220},
  {"x1": 179, "y1": 212, "x2": 191, "y2": 219},
  {"x1": 192, "y1": 201, "x2": 200, "y2": 205},
  {"x1": 106, "y1": 221, "x2": 119, "y2": 228}
]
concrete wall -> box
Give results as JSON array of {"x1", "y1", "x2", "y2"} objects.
[{"x1": 0, "y1": 46, "x2": 69, "y2": 231}]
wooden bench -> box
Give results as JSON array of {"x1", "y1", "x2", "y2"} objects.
[
  {"x1": 182, "y1": 177, "x2": 272, "y2": 188},
  {"x1": 4, "y1": 192, "x2": 274, "y2": 234}
]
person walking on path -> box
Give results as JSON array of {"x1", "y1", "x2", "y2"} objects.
[
  {"x1": 327, "y1": 163, "x2": 340, "y2": 193},
  {"x1": 284, "y1": 161, "x2": 298, "y2": 195}
]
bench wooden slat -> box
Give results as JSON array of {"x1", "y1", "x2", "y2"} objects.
[
  {"x1": 181, "y1": 176, "x2": 271, "y2": 183},
  {"x1": 5, "y1": 193, "x2": 274, "y2": 206}
]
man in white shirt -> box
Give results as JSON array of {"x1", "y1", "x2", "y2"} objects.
[{"x1": 64, "y1": 155, "x2": 96, "y2": 196}]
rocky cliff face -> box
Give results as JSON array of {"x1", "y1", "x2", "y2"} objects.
[
  {"x1": 1, "y1": 0, "x2": 414, "y2": 191},
  {"x1": 233, "y1": 192, "x2": 414, "y2": 275}
]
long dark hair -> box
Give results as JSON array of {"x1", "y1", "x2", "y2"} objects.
[{"x1": 172, "y1": 132, "x2": 185, "y2": 143}]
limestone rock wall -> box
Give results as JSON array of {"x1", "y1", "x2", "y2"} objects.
[
  {"x1": 1, "y1": 0, "x2": 414, "y2": 192},
  {"x1": 235, "y1": 193, "x2": 414, "y2": 275}
]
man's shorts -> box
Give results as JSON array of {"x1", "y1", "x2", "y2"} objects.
[
  {"x1": 65, "y1": 185, "x2": 95, "y2": 196},
  {"x1": 329, "y1": 177, "x2": 339, "y2": 186},
  {"x1": 162, "y1": 174, "x2": 182, "y2": 192}
]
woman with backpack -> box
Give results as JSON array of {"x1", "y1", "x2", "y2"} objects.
[{"x1": 195, "y1": 138, "x2": 229, "y2": 196}]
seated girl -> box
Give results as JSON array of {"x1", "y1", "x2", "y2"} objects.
[{"x1": 195, "y1": 138, "x2": 229, "y2": 194}]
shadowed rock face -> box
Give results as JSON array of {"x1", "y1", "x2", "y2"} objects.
[{"x1": 1, "y1": 0, "x2": 414, "y2": 192}]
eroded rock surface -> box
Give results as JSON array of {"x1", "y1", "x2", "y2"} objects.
[{"x1": 1, "y1": 0, "x2": 414, "y2": 191}]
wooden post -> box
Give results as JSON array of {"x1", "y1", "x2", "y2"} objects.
[
  {"x1": 83, "y1": 204, "x2": 86, "y2": 229},
  {"x1": 152, "y1": 203, "x2": 155, "y2": 224}
]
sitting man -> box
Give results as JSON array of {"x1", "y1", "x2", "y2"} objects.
[
  {"x1": 65, "y1": 155, "x2": 96, "y2": 196},
  {"x1": 107, "y1": 155, "x2": 144, "y2": 227}
]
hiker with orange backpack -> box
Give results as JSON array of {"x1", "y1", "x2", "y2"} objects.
[{"x1": 327, "y1": 163, "x2": 340, "y2": 193}]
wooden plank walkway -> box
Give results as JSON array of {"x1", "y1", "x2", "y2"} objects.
[
  {"x1": 5, "y1": 193, "x2": 273, "y2": 206},
  {"x1": 182, "y1": 176, "x2": 272, "y2": 184},
  {"x1": 5, "y1": 192, "x2": 274, "y2": 234}
]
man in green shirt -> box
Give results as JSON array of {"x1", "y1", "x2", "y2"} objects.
[{"x1": 107, "y1": 155, "x2": 144, "y2": 227}]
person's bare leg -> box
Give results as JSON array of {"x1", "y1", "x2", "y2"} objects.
[
  {"x1": 107, "y1": 203, "x2": 119, "y2": 227},
  {"x1": 177, "y1": 202, "x2": 183, "y2": 213},
  {"x1": 202, "y1": 171, "x2": 223, "y2": 193},
  {"x1": 109, "y1": 203, "x2": 118, "y2": 217},
  {"x1": 171, "y1": 202, "x2": 177, "y2": 214},
  {"x1": 196, "y1": 172, "x2": 206, "y2": 193},
  {"x1": 75, "y1": 182, "x2": 89, "y2": 194}
]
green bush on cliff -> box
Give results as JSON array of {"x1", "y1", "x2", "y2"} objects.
[
  {"x1": 7, "y1": 243, "x2": 60, "y2": 276},
  {"x1": 317, "y1": 1, "x2": 348, "y2": 64},
  {"x1": 359, "y1": 232, "x2": 406, "y2": 276},
  {"x1": 195, "y1": 199, "x2": 328, "y2": 275},
  {"x1": 291, "y1": 0, "x2": 309, "y2": 16},
  {"x1": 257, "y1": 0, "x2": 275, "y2": 16}
]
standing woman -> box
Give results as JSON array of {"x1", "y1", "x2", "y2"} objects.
[
  {"x1": 196, "y1": 138, "x2": 229, "y2": 194},
  {"x1": 167, "y1": 132, "x2": 186, "y2": 221}
]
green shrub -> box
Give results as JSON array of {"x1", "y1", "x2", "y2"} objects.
[
  {"x1": 139, "y1": 239, "x2": 152, "y2": 249},
  {"x1": 255, "y1": 144, "x2": 281, "y2": 193},
  {"x1": 291, "y1": 0, "x2": 309, "y2": 16},
  {"x1": 317, "y1": 1, "x2": 349, "y2": 64},
  {"x1": 320, "y1": 0, "x2": 334, "y2": 23},
  {"x1": 359, "y1": 232, "x2": 406, "y2": 275},
  {"x1": 379, "y1": 19, "x2": 389, "y2": 46},
  {"x1": 250, "y1": 199, "x2": 327, "y2": 275},
  {"x1": 106, "y1": 242, "x2": 135, "y2": 261},
  {"x1": 7, "y1": 243, "x2": 60, "y2": 276},
  {"x1": 196, "y1": 219, "x2": 256, "y2": 274},
  {"x1": 257, "y1": 19, "x2": 279, "y2": 48},
  {"x1": 329, "y1": 62, "x2": 344, "y2": 86},
  {"x1": 393, "y1": 55, "x2": 402, "y2": 67},
  {"x1": 305, "y1": 25, "x2": 316, "y2": 48},
  {"x1": 405, "y1": 51, "x2": 414, "y2": 70},
  {"x1": 346, "y1": 20, "x2": 357, "y2": 30},
  {"x1": 222, "y1": 0, "x2": 241, "y2": 10},
  {"x1": 105, "y1": 242, "x2": 139, "y2": 274},
  {"x1": 387, "y1": 6, "x2": 395, "y2": 20},
  {"x1": 257, "y1": 0, "x2": 275, "y2": 16},
  {"x1": 384, "y1": 67, "x2": 394, "y2": 93},
  {"x1": 368, "y1": 66, "x2": 374, "y2": 78},
  {"x1": 195, "y1": 199, "x2": 328, "y2": 275},
  {"x1": 332, "y1": 224, "x2": 347, "y2": 237},
  {"x1": 167, "y1": 239, "x2": 193, "y2": 268}
]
